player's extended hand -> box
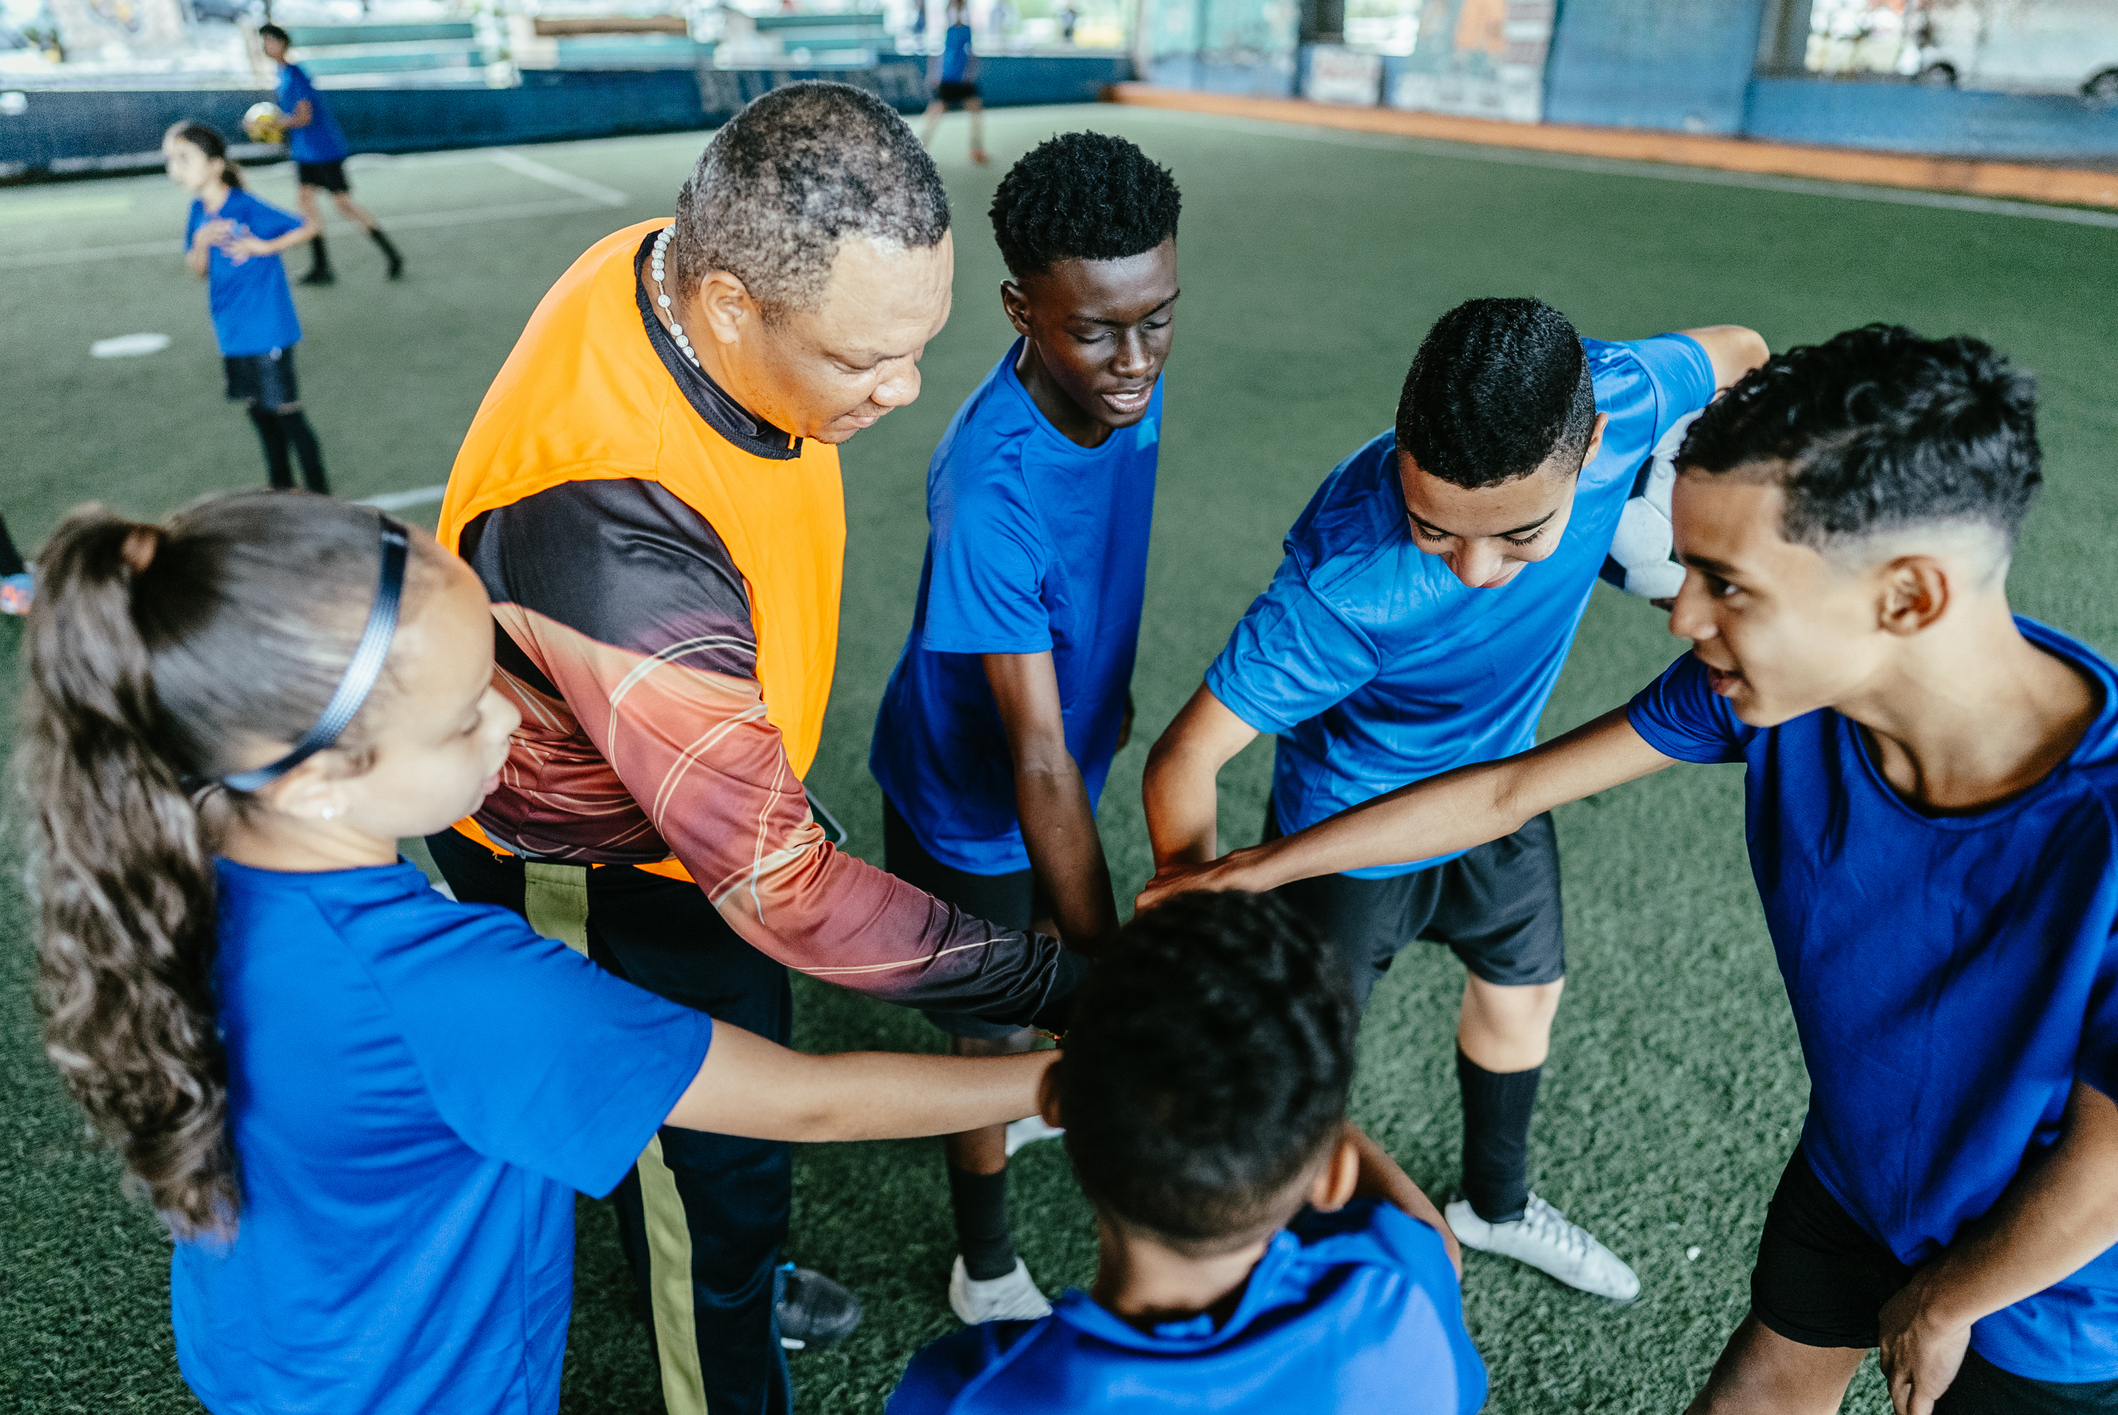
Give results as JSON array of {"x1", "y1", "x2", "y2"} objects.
[
  {"x1": 192, "y1": 218, "x2": 235, "y2": 252},
  {"x1": 1134, "y1": 851, "x2": 1253, "y2": 915},
  {"x1": 1877, "y1": 1274, "x2": 1971, "y2": 1415},
  {"x1": 221, "y1": 233, "x2": 275, "y2": 263}
]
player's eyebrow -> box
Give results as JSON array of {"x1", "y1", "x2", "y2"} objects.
[
  {"x1": 1408, "y1": 507, "x2": 1557, "y2": 541},
  {"x1": 1074, "y1": 291, "x2": 1180, "y2": 328},
  {"x1": 1679, "y1": 551, "x2": 1744, "y2": 578}
]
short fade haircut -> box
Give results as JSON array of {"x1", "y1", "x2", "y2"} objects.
[
  {"x1": 1396, "y1": 297, "x2": 1595, "y2": 489},
  {"x1": 668, "y1": 82, "x2": 949, "y2": 322},
  {"x1": 1679, "y1": 324, "x2": 2041, "y2": 552},
  {"x1": 987, "y1": 131, "x2": 1181, "y2": 279},
  {"x1": 1056, "y1": 892, "x2": 1358, "y2": 1256}
]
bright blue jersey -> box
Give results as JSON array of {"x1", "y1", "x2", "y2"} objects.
[
  {"x1": 1206, "y1": 334, "x2": 1715, "y2": 877},
  {"x1": 171, "y1": 859, "x2": 713, "y2": 1415},
  {"x1": 275, "y1": 61, "x2": 349, "y2": 163},
  {"x1": 870, "y1": 340, "x2": 1160, "y2": 874},
  {"x1": 889, "y1": 1200, "x2": 1484, "y2": 1414},
  {"x1": 184, "y1": 188, "x2": 304, "y2": 357},
  {"x1": 938, "y1": 21, "x2": 975, "y2": 82},
  {"x1": 1627, "y1": 623, "x2": 2118, "y2": 1383}
]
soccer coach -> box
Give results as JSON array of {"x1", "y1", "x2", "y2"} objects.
[{"x1": 431, "y1": 83, "x2": 1082, "y2": 1415}]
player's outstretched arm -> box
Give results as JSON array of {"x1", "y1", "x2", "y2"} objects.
[
  {"x1": 1141, "y1": 683, "x2": 1260, "y2": 870},
  {"x1": 1877, "y1": 1081, "x2": 2118, "y2": 1415},
  {"x1": 1679, "y1": 325, "x2": 1770, "y2": 391},
  {"x1": 665, "y1": 1022, "x2": 1055, "y2": 1143},
  {"x1": 1137, "y1": 706, "x2": 1674, "y2": 911},
  {"x1": 1344, "y1": 1123, "x2": 1461, "y2": 1275},
  {"x1": 985, "y1": 650, "x2": 1119, "y2": 954}
]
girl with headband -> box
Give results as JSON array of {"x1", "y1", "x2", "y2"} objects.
[{"x1": 17, "y1": 490, "x2": 1057, "y2": 1415}]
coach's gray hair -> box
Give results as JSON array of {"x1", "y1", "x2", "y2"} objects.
[{"x1": 669, "y1": 82, "x2": 951, "y2": 322}]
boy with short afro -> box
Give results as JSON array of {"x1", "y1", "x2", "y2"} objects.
[
  {"x1": 869, "y1": 131, "x2": 1180, "y2": 1323},
  {"x1": 887, "y1": 892, "x2": 1485, "y2": 1413}
]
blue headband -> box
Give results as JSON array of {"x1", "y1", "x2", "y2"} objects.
[{"x1": 223, "y1": 513, "x2": 410, "y2": 794}]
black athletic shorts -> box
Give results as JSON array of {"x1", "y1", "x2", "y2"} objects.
[
  {"x1": 223, "y1": 345, "x2": 299, "y2": 407},
  {"x1": 1265, "y1": 796, "x2": 1565, "y2": 1010},
  {"x1": 295, "y1": 160, "x2": 350, "y2": 193},
  {"x1": 933, "y1": 80, "x2": 980, "y2": 106},
  {"x1": 1753, "y1": 1148, "x2": 2118, "y2": 1411},
  {"x1": 882, "y1": 795, "x2": 1051, "y2": 1041}
]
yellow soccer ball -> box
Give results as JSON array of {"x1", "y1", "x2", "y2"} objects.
[{"x1": 242, "y1": 101, "x2": 286, "y2": 144}]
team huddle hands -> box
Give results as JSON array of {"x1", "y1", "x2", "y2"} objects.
[{"x1": 17, "y1": 77, "x2": 2117, "y2": 1415}]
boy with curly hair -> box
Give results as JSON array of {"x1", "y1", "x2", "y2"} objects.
[
  {"x1": 869, "y1": 131, "x2": 1180, "y2": 1323},
  {"x1": 888, "y1": 892, "x2": 1483, "y2": 1413}
]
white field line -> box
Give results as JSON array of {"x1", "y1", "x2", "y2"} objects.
[
  {"x1": 0, "y1": 153, "x2": 631, "y2": 269},
  {"x1": 357, "y1": 484, "x2": 448, "y2": 511},
  {"x1": 1129, "y1": 108, "x2": 2118, "y2": 230}
]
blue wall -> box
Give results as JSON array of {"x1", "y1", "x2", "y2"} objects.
[
  {"x1": 1543, "y1": 0, "x2": 1768, "y2": 134},
  {"x1": 1745, "y1": 78, "x2": 2118, "y2": 160},
  {"x1": 0, "y1": 53, "x2": 1131, "y2": 178}
]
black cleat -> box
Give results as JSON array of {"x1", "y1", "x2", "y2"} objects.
[{"x1": 774, "y1": 1263, "x2": 861, "y2": 1350}]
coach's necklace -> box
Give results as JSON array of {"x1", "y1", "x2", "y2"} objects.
[{"x1": 648, "y1": 225, "x2": 701, "y2": 371}]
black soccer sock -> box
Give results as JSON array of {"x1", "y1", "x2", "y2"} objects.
[
  {"x1": 307, "y1": 234, "x2": 332, "y2": 278},
  {"x1": 0, "y1": 515, "x2": 26, "y2": 578},
  {"x1": 1457, "y1": 1047, "x2": 1539, "y2": 1224},
  {"x1": 278, "y1": 410, "x2": 329, "y2": 495},
  {"x1": 947, "y1": 1164, "x2": 1018, "y2": 1282},
  {"x1": 248, "y1": 404, "x2": 293, "y2": 488},
  {"x1": 368, "y1": 226, "x2": 404, "y2": 277}
]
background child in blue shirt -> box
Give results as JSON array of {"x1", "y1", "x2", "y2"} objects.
[
  {"x1": 257, "y1": 24, "x2": 404, "y2": 284},
  {"x1": 18, "y1": 490, "x2": 1060, "y2": 1415},
  {"x1": 164, "y1": 121, "x2": 330, "y2": 495},
  {"x1": 889, "y1": 891, "x2": 1484, "y2": 1414},
  {"x1": 919, "y1": 0, "x2": 986, "y2": 164},
  {"x1": 870, "y1": 131, "x2": 1179, "y2": 1325},
  {"x1": 1144, "y1": 297, "x2": 1767, "y2": 1303},
  {"x1": 1145, "y1": 327, "x2": 2118, "y2": 1413}
]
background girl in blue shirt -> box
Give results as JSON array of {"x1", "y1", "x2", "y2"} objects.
[
  {"x1": 17, "y1": 490, "x2": 1058, "y2": 1415},
  {"x1": 163, "y1": 121, "x2": 330, "y2": 495},
  {"x1": 919, "y1": 0, "x2": 987, "y2": 165}
]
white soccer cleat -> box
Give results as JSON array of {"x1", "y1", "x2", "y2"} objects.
[
  {"x1": 1004, "y1": 1114, "x2": 1064, "y2": 1157},
  {"x1": 1445, "y1": 1193, "x2": 1640, "y2": 1302},
  {"x1": 948, "y1": 1255, "x2": 1053, "y2": 1324}
]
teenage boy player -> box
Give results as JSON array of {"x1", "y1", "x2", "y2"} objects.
[
  {"x1": 1142, "y1": 326, "x2": 2118, "y2": 1413},
  {"x1": 870, "y1": 131, "x2": 1180, "y2": 1325},
  {"x1": 888, "y1": 892, "x2": 1484, "y2": 1415},
  {"x1": 257, "y1": 25, "x2": 405, "y2": 284},
  {"x1": 1143, "y1": 297, "x2": 1767, "y2": 1301}
]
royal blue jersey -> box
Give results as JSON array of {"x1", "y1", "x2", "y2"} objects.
[
  {"x1": 184, "y1": 188, "x2": 304, "y2": 357},
  {"x1": 871, "y1": 340, "x2": 1160, "y2": 874},
  {"x1": 889, "y1": 1200, "x2": 1484, "y2": 1414},
  {"x1": 275, "y1": 61, "x2": 349, "y2": 163},
  {"x1": 1628, "y1": 622, "x2": 2118, "y2": 1383},
  {"x1": 937, "y1": 21, "x2": 975, "y2": 82},
  {"x1": 171, "y1": 859, "x2": 712, "y2": 1415},
  {"x1": 1206, "y1": 334, "x2": 1715, "y2": 877}
]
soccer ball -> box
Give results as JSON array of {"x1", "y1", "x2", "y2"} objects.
[
  {"x1": 241, "y1": 102, "x2": 287, "y2": 145},
  {"x1": 1599, "y1": 408, "x2": 1702, "y2": 601}
]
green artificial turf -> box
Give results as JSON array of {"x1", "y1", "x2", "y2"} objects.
[{"x1": 3, "y1": 104, "x2": 2115, "y2": 1414}]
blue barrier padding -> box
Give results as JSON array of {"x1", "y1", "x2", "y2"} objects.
[
  {"x1": 1147, "y1": 54, "x2": 1294, "y2": 97},
  {"x1": 978, "y1": 53, "x2": 1134, "y2": 106},
  {"x1": 1543, "y1": 0, "x2": 1766, "y2": 134},
  {"x1": 1745, "y1": 77, "x2": 2118, "y2": 159}
]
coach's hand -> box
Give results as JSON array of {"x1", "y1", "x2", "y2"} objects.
[
  {"x1": 1134, "y1": 847, "x2": 1257, "y2": 914},
  {"x1": 1877, "y1": 1277, "x2": 1969, "y2": 1415}
]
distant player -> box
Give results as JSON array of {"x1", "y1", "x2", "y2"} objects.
[
  {"x1": 887, "y1": 891, "x2": 1484, "y2": 1415},
  {"x1": 1143, "y1": 298, "x2": 1766, "y2": 1301},
  {"x1": 919, "y1": 0, "x2": 986, "y2": 165},
  {"x1": 869, "y1": 131, "x2": 1179, "y2": 1324},
  {"x1": 257, "y1": 24, "x2": 405, "y2": 285},
  {"x1": 0, "y1": 513, "x2": 34, "y2": 615},
  {"x1": 1144, "y1": 327, "x2": 2118, "y2": 1413},
  {"x1": 164, "y1": 121, "x2": 330, "y2": 494}
]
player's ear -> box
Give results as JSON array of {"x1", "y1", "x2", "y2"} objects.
[
  {"x1": 999, "y1": 280, "x2": 1033, "y2": 339},
  {"x1": 1580, "y1": 412, "x2": 1610, "y2": 469},
  {"x1": 1306, "y1": 1133, "x2": 1360, "y2": 1214},
  {"x1": 694, "y1": 269, "x2": 758, "y2": 347},
  {"x1": 1037, "y1": 1062, "x2": 1062, "y2": 1130},
  {"x1": 1876, "y1": 555, "x2": 1951, "y2": 637}
]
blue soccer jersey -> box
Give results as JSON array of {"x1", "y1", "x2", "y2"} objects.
[
  {"x1": 1205, "y1": 334, "x2": 1715, "y2": 877},
  {"x1": 184, "y1": 188, "x2": 304, "y2": 357},
  {"x1": 171, "y1": 859, "x2": 712, "y2": 1415},
  {"x1": 1628, "y1": 622, "x2": 2118, "y2": 1383},
  {"x1": 889, "y1": 1200, "x2": 1484, "y2": 1414},
  {"x1": 275, "y1": 61, "x2": 350, "y2": 164},
  {"x1": 870, "y1": 340, "x2": 1160, "y2": 875}
]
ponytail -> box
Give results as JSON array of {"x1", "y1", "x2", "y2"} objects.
[
  {"x1": 165, "y1": 119, "x2": 244, "y2": 190},
  {"x1": 18, "y1": 493, "x2": 433, "y2": 1238}
]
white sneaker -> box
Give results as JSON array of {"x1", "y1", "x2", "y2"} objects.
[
  {"x1": 948, "y1": 1255, "x2": 1053, "y2": 1324},
  {"x1": 1445, "y1": 1193, "x2": 1640, "y2": 1302},
  {"x1": 1004, "y1": 1114, "x2": 1064, "y2": 1157}
]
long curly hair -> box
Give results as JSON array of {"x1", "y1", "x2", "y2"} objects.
[{"x1": 18, "y1": 492, "x2": 429, "y2": 1238}]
